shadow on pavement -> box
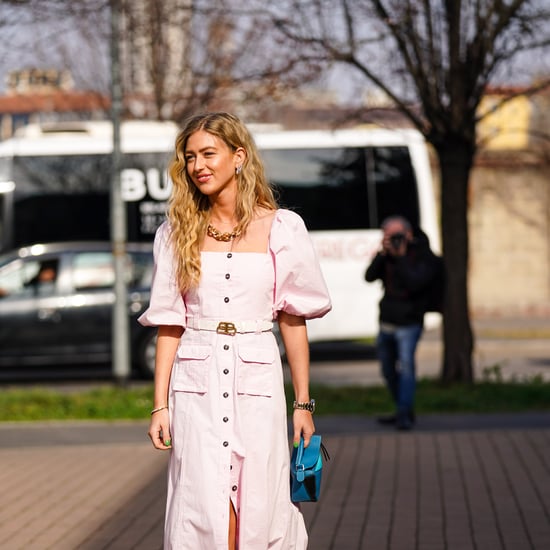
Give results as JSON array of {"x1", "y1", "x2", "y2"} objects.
[{"x1": 314, "y1": 411, "x2": 550, "y2": 434}]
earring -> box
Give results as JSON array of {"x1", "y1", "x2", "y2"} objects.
[{"x1": 235, "y1": 165, "x2": 242, "y2": 175}]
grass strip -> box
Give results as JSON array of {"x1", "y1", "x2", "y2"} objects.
[
  {"x1": 1, "y1": 378, "x2": 549, "y2": 422},
  {"x1": 0, "y1": 385, "x2": 153, "y2": 422},
  {"x1": 309, "y1": 379, "x2": 550, "y2": 415}
]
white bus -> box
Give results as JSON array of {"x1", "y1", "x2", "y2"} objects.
[
  {"x1": 0, "y1": 121, "x2": 440, "y2": 340},
  {"x1": 253, "y1": 127, "x2": 441, "y2": 341}
]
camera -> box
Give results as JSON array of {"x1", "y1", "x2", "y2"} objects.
[{"x1": 389, "y1": 233, "x2": 406, "y2": 250}]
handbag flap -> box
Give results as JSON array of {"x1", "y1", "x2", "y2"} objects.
[{"x1": 294, "y1": 434, "x2": 322, "y2": 471}]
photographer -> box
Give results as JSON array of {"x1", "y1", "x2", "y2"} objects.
[{"x1": 365, "y1": 216, "x2": 437, "y2": 430}]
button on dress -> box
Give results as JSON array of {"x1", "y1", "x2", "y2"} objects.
[{"x1": 139, "y1": 209, "x2": 332, "y2": 549}]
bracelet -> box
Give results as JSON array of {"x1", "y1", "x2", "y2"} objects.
[{"x1": 150, "y1": 405, "x2": 168, "y2": 415}]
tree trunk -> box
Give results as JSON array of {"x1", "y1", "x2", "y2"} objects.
[{"x1": 435, "y1": 138, "x2": 475, "y2": 383}]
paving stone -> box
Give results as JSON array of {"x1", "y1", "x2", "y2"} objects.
[{"x1": 0, "y1": 419, "x2": 549, "y2": 550}]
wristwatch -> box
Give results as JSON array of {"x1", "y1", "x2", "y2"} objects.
[{"x1": 293, "y1": 399, "x2": 316, "y2": 413}]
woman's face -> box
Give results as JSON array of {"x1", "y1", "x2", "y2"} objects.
[{"x1": 184, "y1": 130, "x2": 243, "y2": 198}]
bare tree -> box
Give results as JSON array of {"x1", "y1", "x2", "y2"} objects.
[
  {"x1": 0, "y1": 0, "x2": 111, "y2": 94},
  {"x1": 116, "y1": 0, "x2": 322, "y2": 123},
  {"x1": 1, "y1": 0, "x2": 317, "y2": 123},
  {"x1": 255, "y1": 0, "x2": 550, "y2": 382}
]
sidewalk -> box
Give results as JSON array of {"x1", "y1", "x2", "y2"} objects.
[
  {"x1": 1, "y1": 317, "x2": 549, "y2": 549},
  {"x1": 302, "y1": 317, "x2": 550, "y2": 387},
  {"x1": 1, "y1": 414, "x2": 549, "y2": 550}
]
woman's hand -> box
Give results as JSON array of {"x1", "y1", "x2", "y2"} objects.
[
  {"x1": 147, "y1": 325, "x2": 183, "y2": 451},
  {"x1": 293, "y1": 409, "x2": 315, "y2": 449},
  {"x1": 148, "y1": 408, "x2": 172, "y2": 450}
]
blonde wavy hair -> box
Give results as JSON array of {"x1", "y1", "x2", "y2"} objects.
[{"x1": 168, "y1": 112, "x2": 278, "y2": 292}]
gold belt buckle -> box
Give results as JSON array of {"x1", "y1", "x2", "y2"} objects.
[{"x1": 216, "y1": 321, "x2": 237, "y2": 336}]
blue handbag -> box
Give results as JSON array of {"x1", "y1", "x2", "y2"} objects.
[{"x1": 290, "y1": 435, "x2": 330, "y2": 502}]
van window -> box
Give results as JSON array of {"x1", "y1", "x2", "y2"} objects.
[
  {"x1": 73, "y1": 252, "x2": 114, "y2": 290},
  {"x1": 128, "y1": 251, "x2": 154, "y2": 288},
  {"x1": 72, "y1": 251, "x2": 153, "y2": 290},
  {"x1": 0, "y1": 258, "x2": 58, "y2": 297}
]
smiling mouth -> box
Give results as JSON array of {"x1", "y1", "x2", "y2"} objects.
[{"x1": 197, "y1": 174, "x2": 211, "y2": 183}]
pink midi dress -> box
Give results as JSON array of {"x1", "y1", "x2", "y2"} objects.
[{"x1": 139, "y1": 209, "x2": 332, "y2": 549}]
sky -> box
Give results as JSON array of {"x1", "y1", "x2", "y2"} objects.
[
  {"x1": 0, "y1": 3, "x2": 110, "y2": 95},
  {"x1": 1, "y1": 2, "x2": 548, "y2": 105}
]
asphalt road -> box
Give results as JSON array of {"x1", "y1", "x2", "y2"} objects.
[
  {"x1": 1, "y1": 329, "x2": 550, "y2": 391},
  {"x1": 3, "y1": 312, "x2": 550, "y2": 388}
]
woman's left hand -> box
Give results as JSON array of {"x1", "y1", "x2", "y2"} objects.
[{"x1": 293, "y1": 409, "x2": 315, "y2": 448}]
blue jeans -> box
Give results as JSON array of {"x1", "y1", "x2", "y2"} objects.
[{"x1": 376, "y1": 324, "x2": 423, "y2": 415}]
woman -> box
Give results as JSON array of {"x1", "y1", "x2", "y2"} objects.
[{"x1": 139, "y1": 112, "x2": 331, "y2": 549}]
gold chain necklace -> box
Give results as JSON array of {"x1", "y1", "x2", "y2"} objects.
[{"x1": 207, "y1": 224, "x2": 241, "y2": 242}]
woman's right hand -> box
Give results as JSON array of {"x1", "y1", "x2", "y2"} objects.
[{"x1": 148, "y1": 409, "x2": 172, "y2": 450}]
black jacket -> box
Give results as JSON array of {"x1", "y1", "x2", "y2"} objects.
[{"x1": 365, "y1": 234, "x2": 437, "y2": 326}]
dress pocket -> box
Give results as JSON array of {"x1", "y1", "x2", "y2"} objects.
[
  {"x1": 172, "y1": 344, "x2": 212, "y2": 393},
  {"x1": 237, "y1": 346, "x2": 274, "y2": 397}
]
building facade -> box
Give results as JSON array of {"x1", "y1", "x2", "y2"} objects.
[
  {"x1": 0, "y1": 69, "x2": 109, "y2": 140},
  {"x1": 467, "y1": 87, "x2": 550, "y2": 317}
]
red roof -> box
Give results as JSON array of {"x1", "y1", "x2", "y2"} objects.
[{"x1": 0, "y1": 91, "x2": 110, "y2": 114}]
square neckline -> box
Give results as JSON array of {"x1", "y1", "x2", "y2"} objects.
[{"x1": 200, "y1": 209, "x2": 280, "y2": 255}]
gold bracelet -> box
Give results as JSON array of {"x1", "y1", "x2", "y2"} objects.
[{"x1": 150, "y1": 405, "x2": 168, "y2": 415}]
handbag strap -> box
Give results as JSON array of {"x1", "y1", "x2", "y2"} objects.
[
  {"x1": 320, "y1": 442, "x2": 330, "y2": 461},
  {"x1": 294, "y1": 435, "x2": 328, "y2": 482},
  {"x1": 294, "y1": 436, "x2": 330, "y2": 466},
  {"x1": 295, "y1": 438, "x2": 306, "y2": 471}
]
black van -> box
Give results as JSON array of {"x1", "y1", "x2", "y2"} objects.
[{"x1": 0, "y1": 241, "x2": 157, "y2": 377}]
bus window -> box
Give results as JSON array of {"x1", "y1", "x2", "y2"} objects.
[
  {"x1": 261, "y1": 146, "x2": 420, "y2": 231},
  {"x1": 14, "y1": 194, "x2": 110, "y2": 247},
  {"x1": 4, "y1": 152, "x2": 171, "y2": 249},
  {"x1": 13, "y1": 155, "x2": 110, "y2": 193},
  {"x1": 262, "y1": 147, "x2": 369, "y2": 230},
  {"x1": 371, "y1": 146, "x2": 420, "y2": 228}
]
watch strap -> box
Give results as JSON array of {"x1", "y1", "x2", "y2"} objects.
[{"x1": 293, "y1": 399, "x2": 316, "y2": 413}]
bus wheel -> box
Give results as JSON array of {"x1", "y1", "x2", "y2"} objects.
[{"x1": 138, "y1": 330, "x2": 157, "y2": 378}]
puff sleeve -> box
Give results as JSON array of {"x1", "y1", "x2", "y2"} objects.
[
  {"x1": 138, "y1": 222, "x2": 186, "y2": 327},
  {"x1": 269, "y1": 209, "x2": 332, "y2": 320}
]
